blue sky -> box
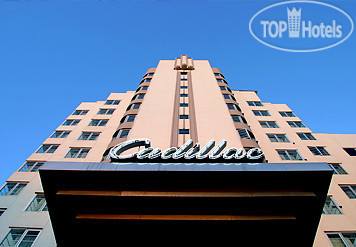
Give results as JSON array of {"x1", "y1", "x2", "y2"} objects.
[{"x1": 0, "y1": 0, "x2": 355, "y2": 185}]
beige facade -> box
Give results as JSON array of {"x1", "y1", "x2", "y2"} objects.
[{"x1": 0, "y1": 56, "x2": 355, "y2": 246}]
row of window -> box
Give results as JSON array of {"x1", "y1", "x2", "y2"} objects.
[
  {"x1": 276, "y1": 146, "x2": 331, "y2": 159},
  {"x1": 1, "y1": 224, "x2": 352, "y2": 247},
  {"x1": 36, "y1": 145, "x2": 90, "y2": 158},
  {"x1": 259, "y1": 120, "x2": 306, "y2": 128},
  {"x1": 62, "y1": 119, "x2": 109, "y2": 127},
  {"x1": 253, "y1": 109, "x2": 296, "y2": 118},
  {"x1": 50, "y1": 131, "x2": 100, "y2": 140},
  {"x1": 71, "y1": 100, "x2": 120, "y2": 116}
]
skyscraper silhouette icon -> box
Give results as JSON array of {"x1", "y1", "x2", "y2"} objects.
[{"x1": 287, "y1": 7, "x2": 302, "y2": 38}]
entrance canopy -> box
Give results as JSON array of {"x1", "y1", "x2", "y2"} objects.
[{"x1": 40, "y1": 162, "x2": 332, "y2": 246}]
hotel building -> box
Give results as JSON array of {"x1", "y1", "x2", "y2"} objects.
[{"x1": 0, "y1": 55, "x2": 355, "y2": 246}]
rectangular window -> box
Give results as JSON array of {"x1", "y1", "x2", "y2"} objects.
[
  {"x1": 179, "y1": 115, "x2": 189, "y2": 119},
  {"x1": 297, "y1": 133, "x2": 316, "y2": 140},
  {"x1": 105, "y1": 100, "x2": 120, "y2": 105},
  {"x1": 329, "y1": 164, "x2": 348, "y2": 175},
  {"x1": 180, "y1": 103, "x2": 189, "y2": 107},
  {"x1": 343, "y1": 148, "x2": 356, "y2": 156},
  {"x1": 220, "y1": 86, "x2": 229, "y2": 91},
  {"x1": 25, "y1": 194, "x2": 48, "y2": 212},
  {"x1": 323, "y1": 196, "x2": 342, "y2": 215},
  {"x1": 115, "y1": 129, "x2": 130, "y2": 139},
  {"x1": 238, "y1": 129, "x2": 255, "y2": 139},
  {"x1": 133, "y1": 94, "x2": 145, "y2": 100},
  {"x1": 78, "y1": 132, "x2": 100, "y2": 141},
  {"x1": 277, "y1": 150, "x2": 303, "y2": 160},
  {"x1": 0, "y1": 183, "x2": 27, "y2": 196},
  {"x1": 0, "y1": 228, "x2": 41, "y2": 246},
  {"x1": 288, "y1": 121, "x2": 306, "y2": 128},
  {"x1": 50, "y1": 131, "x2": 70, "y2": 138},
  {"x1": 180, "y1": 94, "x2": 188, "y2": 97},
  {"x1": 280, "y1": 111, "x2": 296, "y2": 117},
  {"x1": 179, "y1": 129, "x2": 189, "y2": 134},
  {"x1": 97, "y1": 109, "x2": 115, "y2": 115},
  {"x1": 146, "y1": 73, "x2": 154, "y2": 77},
  {"x1": 72, "y1": 110, "x2": 88, "y2": 115},
  {"x1": 129, "y1": 104, "x2": 141, "y2": 110},
  {"x1": 65, "y1": 148, "x2": 90, "y2": 158},
  {"x1": 308, "y1": 146, "x2": 330, "y2": 156},
  {"x1": 259, "y1": 121, "x2": 279, "y2": 128},
  {"x1": 0, "y1": 209, "x2": 5, "y2": 216},
  {"x1": 247, "y1": 101, "x2": 263, "y2": 106},
  {"x1": 180, "y1": 86, "x2": 188, "y2": 89},
  {"x1": 89, "y1": 119, "x2": 108, "y2": 126},
  {"x1": 36, "y1": 145, "x2": 59, "y2": 154},
  {"x1": 227, "y1": 103, "x2": 241, "y2": 111},
  {"x1": 326, "y1": 232, "x2": 356, "y2": 246},
  {"x1": 340, "y1": 185, "x2": 356, "y2": 199},
  {"x1": 121, "y1": 115, "x2": 136, "y2": 123},
  {"x1": 19, "y1": 162, "x2": 44, "y2": 172},
  {"x1": 62, "y1": 119, "x2": 80, "y2": 126},
  {"x1": 267, "y1": 134, "x2": 290, "y2": 143},
  {"x1": 232, "y1": 115, "x2": 246, "y2": 123},
  {"x1": 253, "y1": 110, "x2": 271, "y2": 116},
  {"x1": 139, "y1": 86, "x2": 148, "y2": 91}
]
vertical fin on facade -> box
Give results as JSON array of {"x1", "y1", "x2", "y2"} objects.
[{"x1": 175, "y1": 55, "x2": 194, "y2": 70}]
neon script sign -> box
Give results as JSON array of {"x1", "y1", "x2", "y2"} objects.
[{"x1": 109, "y1": 139, "x2": 265, "y2": 162}]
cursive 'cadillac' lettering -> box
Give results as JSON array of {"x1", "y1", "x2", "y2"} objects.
[{"x1": 109, "y1": 139, "x2": 264, "y2": 161}]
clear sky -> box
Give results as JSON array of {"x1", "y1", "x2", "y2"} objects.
[{"x1": 0, "y1": 0, "x2": 355, "y2": 185}]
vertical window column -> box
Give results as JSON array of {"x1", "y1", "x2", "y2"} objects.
[{"x1": 178, "y1": 72, "x2": 190, "y2": 146}]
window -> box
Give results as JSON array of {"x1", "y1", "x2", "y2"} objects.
[
  {"x1": 78, "y1": 132, "x2": 100, "y2": 141},
  {"x1": 288, "y1": 121, "x2": 306, "y2": 128},
  {"x1": 214, "y1": 73, "x2": 224, "y2": 78},
  {"x1": 308, "y1": 146, "x2": 330, "y2": 156},
  {"x1": 253, "y1": 110, "x2": 271, "y2": 116},
  {"x1": 141, "y1": 78, "x2": 151, "y2": 83},
  {"x1": 36, "y1": 145, "x2": 59, "y2": 154},
  {"x1": 232, "y1": 115, "x2": 246, "y2": 123},
  {"x1": 19, "y1": 162, "x2": 44, "y2": 172},
  {"x1": 180, "y1": 94, "x2": 188, "y2": 97},
  {"x1": 227, "y1": 103, "x2": 241, "y2": 111},
  {"x1": 259, "y1": 121, "x2": 279, "y2": 128},
  {"x1": 0, "y1": 228, "x2": 41, "y2": 246},
  {"x1": 114, "y1": 129, "x2": 130, "y2": 139},
  {"x1": 65, "y1": 148, "x2": 90, "y2": 158},
  {"x1": 179, "y1": 115, "x2": 189, "y2": 119},
  {"x1": 329, "y1": 164, "x2": 348, "y2": 175},
  {"x1": 216, "y1": 79, "x2": 226, "y2": 83},
  {"x1": 0, "y1": 183, "x2": 27, "y2": 196},
  {"x1": 0, "y1": 209, "x2": 5, "y2": 216},
  {"x1": 121, "y1": 115, "x2": 136, "y2": 123},
  {"x1": 297, "y1": 133, "x2": 316, "y2": 140},
  {"x1": 25, "y1": 194, "x2": 48, "y2": 212},
  {"x1": 323, "y1": 196, "x2": 343, "y2": 215},
  {"x1": 72, "y1": 110, "x2": 88, "y2": 115},
  {"x1": 62, "y1": 119, "x2": 80, "y2": 126},
  {"x1": 280, "y1": 111, "x2": 296, "y2": 117},
  {"x1": 179, "y1": 129, "x2": 189, "y2": 134},
  {"x1": 138, "y1": 86, "x2": 148, "y2": 91},
  {"x1": 247, "y1": 101, "x2": 263, "y2": 106},
  {"x1": 180, "y1": 86, "x2": 188, "y2": 89},
  {"x1": 89, "y1": 119, "x2": 108, "y2": 126},
  {"x1": 267, "y1": 134, "x2": 290, "y2": 143},
  {"x1": 220, "y1": 86, "x2": 229, "y2": 91},
  {"x1": 97, "y1": 109, "x2": 115, "y2": 115},
  {"x1": 146, "y1": 73, "x2": 154, "y2": 77},
  {"x1": 105, "y1": 100, "x2": 120, "y2": 105},
  {"x1": 343, "y1": 148, "x2": 356, "y2": 156},
  {"x1": 128, "y1": 103, "x2": 141, "y2": 110},
  {"x1": 180, "y1": 103, "x2": 188, "y2": 107},
  {"x1": 238, "y1": 129, "x2": 255, "y2": 139},
  {"x1": 326, "y1": 232, "x2": 356, "y2": 246},
  {"x1": 340, "y1": 185, "x2": 356, "y2": 199},
  {"x1": 223, "y1": 94, "x2": 235, "y2": 100},
  {"x1": 50, "y1": 131, "x2": 70, "y2": 138},
  {"x1": 133, "y1": 94, "x2": 145, "y2": 100},
  {"x1": 277, "y1": 150, "x2": 303, "y2": 160}
]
